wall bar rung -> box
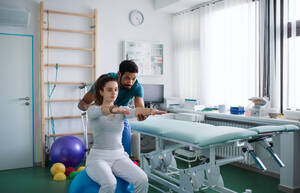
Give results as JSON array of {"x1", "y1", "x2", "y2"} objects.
[
  {"x1": 45, "y1": 9, "x2": 93, "y2": 18},
  {"x1": 47, "y1": 131, "x2": 92, "y2": 137},
  {"x1": 44, "y1": 81, "x2": 90, "y2": 85},
  {"x1": 45, "y1": 45, "x2": 93, "y2": 51},
  {"x1": 45, "y1": 115, "x2": 85, "y2": 120},
  {"x1": 43, "y1": 28, "x2": 93, "y2": 35},
  {"x1": 45, "y1": 99, "x2": 80, "y2": 102},
  {"x1": 45, "y1": 64, "x2": 94, "y2": 68}
]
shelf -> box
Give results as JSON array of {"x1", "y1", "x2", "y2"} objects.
[
  {"x1": 45, "y1": 64, "x2": 94, "y2": 68},
  {"x1": 168, "y1": 108, "x2": 300, "y2": 126},
  {"x1": 45, "y1": 115, "x2": 85, "y2": 120},
  {"x1": 43, "y1": 27, "x2": 93, "y2": 35},
  {"x1": 45, "y1": 45, "x2": 93, "y2": 51}
]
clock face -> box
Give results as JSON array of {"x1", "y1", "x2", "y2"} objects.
[{"x1": 129, "y1": 10, "x2": 144, "y2": 26}]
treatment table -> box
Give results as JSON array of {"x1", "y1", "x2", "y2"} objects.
[{"x1": 130, "y1": 118, "x2": 299, "y2": 193}]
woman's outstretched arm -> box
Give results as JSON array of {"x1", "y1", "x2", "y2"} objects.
[
  {"x1": 100, "y1": 105, "x2": 167, "y2": 117},
  {"x1": 101, "y1": 105, "x2": 130, "y2": 115}
]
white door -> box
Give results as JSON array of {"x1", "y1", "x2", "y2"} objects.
[{"x1": 0, "y1": 33, "x2": 34, "y2": 170}]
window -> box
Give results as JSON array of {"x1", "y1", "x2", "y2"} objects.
[{"x1": 286, "y1": 0, "x2": 300, "y2": 109}]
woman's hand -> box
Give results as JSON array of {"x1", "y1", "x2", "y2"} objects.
[
  {"x1": 150, "y1": 109, "x2": 167, "y2": 115},
  {"x1": 135, "y1": 108, "x2": 167, "y2": 119}
]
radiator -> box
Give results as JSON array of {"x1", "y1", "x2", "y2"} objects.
[
  {"x1": 215, "y1": 143, "x2": 255, "y2": 165},
  {"x1": 203, "y1": 119, "x2": 257, "y2": 165}
]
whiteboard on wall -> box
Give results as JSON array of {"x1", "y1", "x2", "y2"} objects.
[{"x1": 123, "y1": 41, "x2": 163, "y2": 76}]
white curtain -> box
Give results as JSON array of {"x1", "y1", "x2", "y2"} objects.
[{"x1": 173, "y1": 0, "x2": 259, "y2": 107}]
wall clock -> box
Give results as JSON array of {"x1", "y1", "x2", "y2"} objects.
[{"x1": 129, "y1": 10, "x2": 144, "y2": 26}]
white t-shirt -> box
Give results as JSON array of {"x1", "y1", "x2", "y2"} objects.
[{"x1": 87, "y1": 105, "x2": 136, "y2": 150}]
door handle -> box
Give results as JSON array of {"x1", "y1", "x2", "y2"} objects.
[{"x1": 18, "y1": 97, "x2": 30, "y2": 101}]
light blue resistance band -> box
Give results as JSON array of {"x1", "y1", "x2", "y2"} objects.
[{"x1": 47, "y1": 63, "x2": 59, "y2": 148}]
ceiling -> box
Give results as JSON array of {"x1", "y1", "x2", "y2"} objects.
[{"x1": 153, "y1": 0, "x2": 210, "y2": 13}]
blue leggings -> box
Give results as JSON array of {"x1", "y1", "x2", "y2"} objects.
[{"x1": 122, "y1": 119, "x2": 131, "y2": 156}]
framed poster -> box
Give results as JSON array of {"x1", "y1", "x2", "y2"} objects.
[{"x1": 123, "y1": 41, "x2": 163, "y2": 76}]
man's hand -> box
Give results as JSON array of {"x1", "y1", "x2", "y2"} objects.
[
  {"x1": 137, "y1": 114, "x2": 148, "y2": 121},
  {"x1": 134, "y1": 97, "x2": 148, "y2": 121},
  {"x1": 78, "y1": 92, "x2": 96, "y2": 111},
  {"x1": 78, "y1": 100, "x2": 91, "y2": 111}
]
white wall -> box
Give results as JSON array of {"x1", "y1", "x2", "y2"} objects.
[
  {"x1": 0, "y1": 0, "x2": 174, "y2": 163},
  {"x1": 43, "y1": 0, "x2": 174, "y2": 84}
]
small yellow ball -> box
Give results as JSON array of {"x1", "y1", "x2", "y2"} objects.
[
  {"x1": 50, "y1": 163, "x2": 66, "y2": 176},
  {"x1": 53, "y1": 172, "x2": 66, "y2": 181},
  {"x1": 77, "y1": 166, "x2": 85, "y2": 172}
]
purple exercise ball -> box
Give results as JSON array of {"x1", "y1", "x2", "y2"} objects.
[{"x1": 50, "y1": 136, "x2": 85, "y2": 168}]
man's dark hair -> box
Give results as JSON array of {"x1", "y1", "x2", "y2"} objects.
[{"x1": 119, "y1": 60, "x2": 138, "y2": 74}]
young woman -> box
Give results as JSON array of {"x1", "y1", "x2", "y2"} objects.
[{"x1": 86, "y1": 74, "x2": 166, "y2": 193}]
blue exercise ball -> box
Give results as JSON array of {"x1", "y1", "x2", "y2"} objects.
[
  {"x1": 50, "y1": 136, "x2": 85, "y2": 168},
  {"x1": 68, "y1": 169, "x2": 133, "y2": 193}
]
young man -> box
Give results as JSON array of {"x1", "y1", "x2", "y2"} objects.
[{"x1": 78, "y1": 60, "x2": 147, "y2": 155}]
